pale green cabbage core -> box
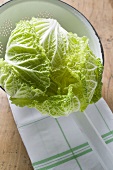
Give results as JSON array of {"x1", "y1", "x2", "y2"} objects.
[{"x1": 0, "y1": 18, "x2": 103, "y2": 117}]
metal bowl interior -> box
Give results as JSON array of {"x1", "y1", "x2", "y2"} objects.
[{"x1": 0, "y1": 0, "x2": 103, "y2": 62}]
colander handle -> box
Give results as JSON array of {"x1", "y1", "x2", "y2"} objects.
[{"x1": 72, "y1": 111, "x2": 113, "y2": 170}]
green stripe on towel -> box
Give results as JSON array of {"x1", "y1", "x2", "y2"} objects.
[{"x1": 32, "y1": 131, "x2": 113, "y2": 170}]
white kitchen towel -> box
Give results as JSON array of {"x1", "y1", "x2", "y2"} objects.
[{"x1": 9, "y1": 98, "x2": 113, "y2": 170}]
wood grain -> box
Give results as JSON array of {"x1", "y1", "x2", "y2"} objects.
[
  {"x1": 0, "y1": 89, "x2": 33, "y2": 170},
  {"x1": 0, "y1": 0, "x2": 113, "y2": 169}
]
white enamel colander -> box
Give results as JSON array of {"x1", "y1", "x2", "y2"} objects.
[{"x1": 0, "y1": 1, "x2": 113, "y2": 170}]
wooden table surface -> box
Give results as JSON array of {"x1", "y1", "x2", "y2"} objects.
[{"x1": 0, "y1": 0, "x2": 113, "y2": 169}]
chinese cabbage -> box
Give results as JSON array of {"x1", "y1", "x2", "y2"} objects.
[{"x1": 0, "y1": 18, "x2": 103, "y2": 117}]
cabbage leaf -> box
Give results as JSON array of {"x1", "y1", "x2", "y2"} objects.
[{"x1": 0, "y1": 18, "x2": 103, "y2": 117}]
